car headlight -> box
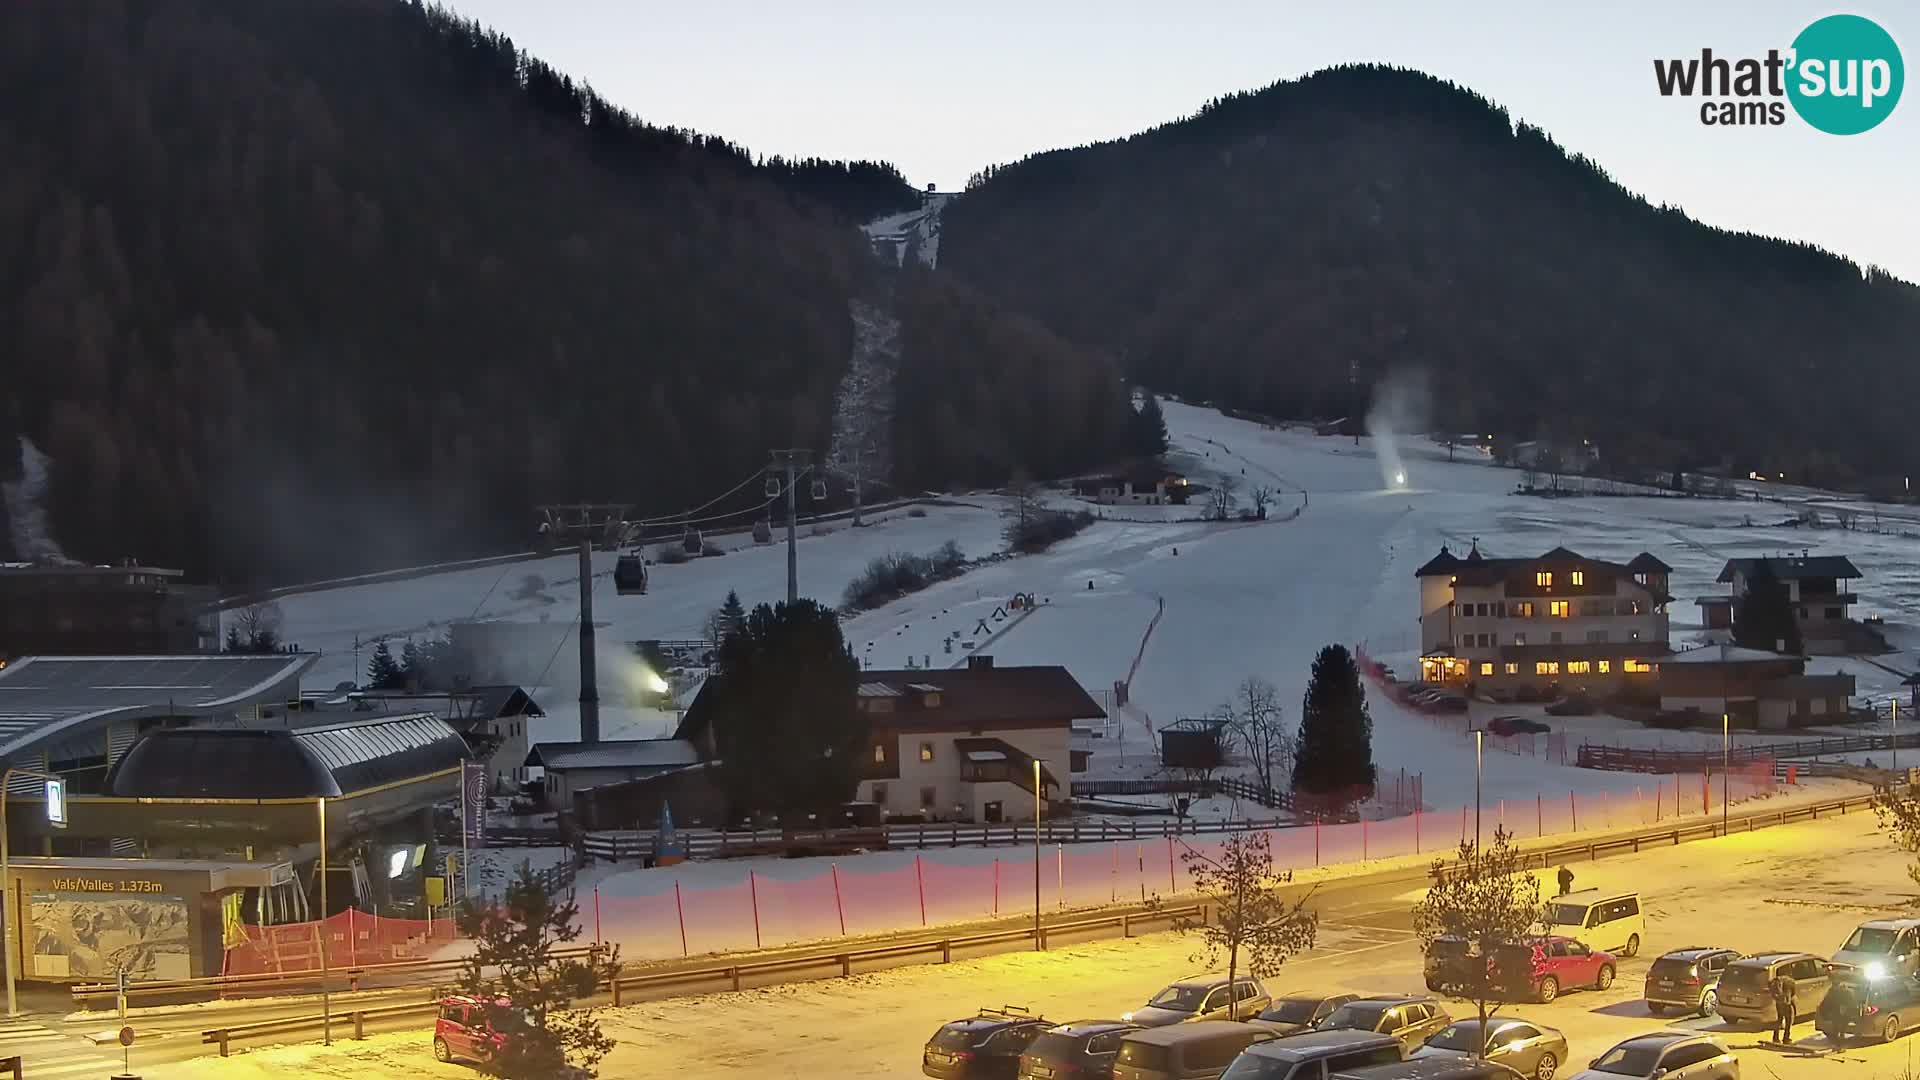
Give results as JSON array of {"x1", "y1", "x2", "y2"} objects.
[
  {"x1": 1121, "y1": 1012, "x2": 1134, "y2": 1022},
  {"x1": 1867, "y1": 962, "x2": 1887, "y2": 980}
]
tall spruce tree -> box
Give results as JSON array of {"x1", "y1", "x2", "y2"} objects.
[
  {"x1": 708, "y1": 599, "x2": 865, "y2": 821},
  {"x1": 367, "y1": 640, "x2": 403, "y2": 690},
  {"x1": 400, "y1": 637, "x2": 423, "y2": 688},
  {"x1": 1732, "y1": 560, "x2": 1803, "y2": 655},
  {"x1": 1133, "y1": 393, "x2": 1170, "y2": 456},
  {"x1": 1292, "y1": 644, "x2": 1377, "y2": 806},
  {"x1": 718, "y1": 590, "x2": 747, "y2": 641}
]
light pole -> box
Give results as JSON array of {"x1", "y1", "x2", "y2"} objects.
[
  {"x1": 1728, "y1": 711, "x2": 1743, "y2": 837},
  {"x1": 318, "y1": 796, "x2": 332, "y2": 1045},
  {"x1": 1473, "y1": 729, "x2": 1484, "y2": 853},
  {"x1": 1894, "y1": 699, "x2": 1900, "y2": 776},
  {"x1": 1033, "y1": 758, "x2": 1043, "y2": 951},
  {"x1": 2, "y1": 765, "x2": 61, "y2": 1017}
]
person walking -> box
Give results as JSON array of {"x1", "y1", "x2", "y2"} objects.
[
  {"x1": 1772, "y1": 972, "x2": 1798, "y2": 1045},
  {"x1": 1557, "y1": 866, "x2": 1575, "y2": 896}
]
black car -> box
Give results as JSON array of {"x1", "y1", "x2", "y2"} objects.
[
  {"x1": 1425, "y1": 937, "x2": 1482, "y2": 994},
  {"x1": 1019, "y1": 1021, "x2": 1142, "y2": 1080},
  {"x1": 1818, "y1": 972, "x2": 1920, "y2": 1046},
  {"x1": 1257, "y1": 994, "x2": 1362, "y2": 1034},
  {"x1": 1644, "y1": 947, "x2": 1742, "y2": 1016},
  {"x1": 926, "y1": 1007, "x2": 1052, "y2": 1079}
]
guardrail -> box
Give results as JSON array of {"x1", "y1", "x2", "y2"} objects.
[
  {"x1": 581, "y1": 816, "x2": 1303, "y2": 862},
  {"x1": 1579, "y1": 731, "x2": 1920, "y2": 772},
  {"x1": 73, "y1": 946, "x2": 602, "y2": 1007},
  {"x1": 204, "y1": 999, "x2": 442, "y2": 1057},
  {"x1": 198, "y1": 904, "x2": 1204, "y2": 1056}
]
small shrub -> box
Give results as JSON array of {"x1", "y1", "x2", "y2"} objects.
[
  {"x1": 654, "y1": 542, "x2": 691, "y2": 565},
  {"x1": 843, "y1": 540, "x2": 969, "y2": 610},
  {"x1": 907, "y1": 506, "x2": 928, "y2": 518},
  {"x1": 1005, "y1": 509, "x2": 1095, "y2": 553},
  {"x1": 701, "y1": 542, "x2": 724, "y2": 557}
]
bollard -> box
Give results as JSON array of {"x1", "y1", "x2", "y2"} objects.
[{"x1": 353, "y1": 1011, "x2": 365, "y2": 1040}]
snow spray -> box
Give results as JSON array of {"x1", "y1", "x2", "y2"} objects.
[{"x1": 1364, "y1": 368, "x2": 1431, "y2": 492}]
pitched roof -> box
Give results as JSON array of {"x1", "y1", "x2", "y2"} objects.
[
  {"x1": 1659, "y1": 644, "x2": 1794, "y2": 665},
  {"x1": 677, "y1": 663, "x2": 1104, "y2": 740},
  {"x1": 0, "y1": 653, "x2": 316, "y2": 760},
  {"x1": 525, "y1": 738, "x2": 700, "y2": 772},
  {"x1": 1414, "y1": 544, "x2": 1672, "y2": 586},
  {"x1": 1717, "y1": 556, "x2": 1862, "y2": 583},
  {"x1": 355, "y1": 685, "x2": 545, "y2": 725}
]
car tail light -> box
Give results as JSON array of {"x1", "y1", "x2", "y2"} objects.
[{"x1": 1864, "y1": 1005, "x2": 1880, "y2": 1017}]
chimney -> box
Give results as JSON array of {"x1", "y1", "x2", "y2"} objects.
[
  {"x1": 967, "y1": 654, "x2": 994, "y2": 671},
  {"x1": 578, "y1": 540, "x2": 600, "y2": 744}
]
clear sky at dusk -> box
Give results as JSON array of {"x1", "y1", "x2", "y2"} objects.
[{"x1": 442, "y1": 1, "x2": 1917, "y2": 281}]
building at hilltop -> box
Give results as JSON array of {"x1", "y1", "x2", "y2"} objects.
[
  {"x1": 0, "y1": 561, "x2": 218, "y2": 664},
  {"x1": 1414, "y1": 542, "x2": 1672, "y2": 696},
  {"x1": 1696, "y1": 553, "x2": 1873, "y2": 654}
]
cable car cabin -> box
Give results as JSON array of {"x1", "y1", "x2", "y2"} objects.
[
  {"x1": 681, "y1": 528, "x2": 703, "y2": 554},
  {"x1": 614, "y1": 555, "x2": 649, "y2": 595}
]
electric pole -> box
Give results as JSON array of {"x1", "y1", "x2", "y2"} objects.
[{"x1": 770, "y1": 449, "x2": 812, "y2": 603}]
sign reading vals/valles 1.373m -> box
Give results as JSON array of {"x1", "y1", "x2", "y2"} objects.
[{"x1": 46, "y1": 878, "x2": 169, "y2": 894}]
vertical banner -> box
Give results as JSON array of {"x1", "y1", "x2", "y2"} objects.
[{"x1": 462, "y1": 761, "x2": 488, "y2": 849}]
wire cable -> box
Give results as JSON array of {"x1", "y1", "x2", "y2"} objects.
[{"x1": 631, "y1": 465, "x2": 778, "y2": 526}]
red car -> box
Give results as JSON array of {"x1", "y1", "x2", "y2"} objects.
[
  {"x1": 435, "y1": 995, "x2": 528, "y2": 1066},
  {"x1": 1490, "y1": 936, "x2": 1617, "y2": 1003}
]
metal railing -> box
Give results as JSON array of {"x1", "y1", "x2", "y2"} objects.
[
  {"x1": 1579, "y1": 731, "x2": 1920, "y2": 772},
  {"x1": 72, "y1": 946, "x2": 602, "y2": 1007},
  {"x1": 581, "y1": 816, "x2": 1298, "y2": 862}
]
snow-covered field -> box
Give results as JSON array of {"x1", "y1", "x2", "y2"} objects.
[{"x1": 153, "y1": 811, "x2": 1920, "y2": 1080}]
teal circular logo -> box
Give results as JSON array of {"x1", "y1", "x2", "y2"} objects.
[{"x1": 1787, "y1": 14, "x2": 1904, "y2": 134}]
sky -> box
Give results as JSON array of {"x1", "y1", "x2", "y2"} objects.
[{"x1": 440, "y1": 1, "x2": 1918, "y2": 282}]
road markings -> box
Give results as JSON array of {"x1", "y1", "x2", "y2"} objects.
[{"x1": 0, "y1": 1017, "x2": 124, "y2": 1076}]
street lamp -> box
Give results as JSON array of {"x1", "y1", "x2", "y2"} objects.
[
  {"x1": 2, "y1": 765, "x2": 63, "y2": 1016},
  {"x1": 1728, "y1": 711, "x2": 1743, "y2": 826},
  {"x1": 1473, "y1": 728, "x2": 1484, "y2": 853},
  {"x1": 1033, "y1": 759, "x2": 1043, "y2": 951},
  {"x1": 1894, "y1": 699, "x2": 1900, "y2": 776}
]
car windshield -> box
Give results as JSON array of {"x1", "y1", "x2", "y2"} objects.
[
  {"x1": 1546, "y1": 903, "x2": 1589, "y2": 926},
  {"x1": 1149, "y1": 986, "x2": 1208, "y2": 1011},
  {"x1": 1845, "y1": 928, "x2": 1899, "y2": 953},
  {"x1": 1222, "y1": 1055, "x2": 1298, "y2": 1080},
  {"x1": 931, "y1": 1024, "x2": 985, "y2": 1050},
  {"x1": 1262, "y1": 999, "x2": 1322, "y2": 1024},
  {"x1": 1023, "y1": 1033, "x2": 1083, "y2": 1063},
  {"x1": 1649, "y1": 957, "x2": 1698, "y2": 978},
  {"x1": 1720, "y1": 964, "x2": 1772, "y2": 989},
  {"x1": 1321, "y1": 1004, "x2": 1387, "y2": 1030},
  {"x1": 1590, "y1": 1044, "x2": 1667, "y2": 1076},
  {"x1": 1425, "y1": 1023, "x2": 1487, "y2": 1051}
]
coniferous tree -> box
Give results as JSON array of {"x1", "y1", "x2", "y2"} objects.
[
  {"x1": 708, "y1": 599, "x2": 864, "y2": 821},
  {"x1": 1732, "y1": 560, "x2": 1803, "y2": 655},
  {"x1": 367, "y1": 640, "x2": 403, "y2": 690},
  {"x1": 718, "y1": 590, "x2": 747, "y2": 641},
  {"x1": 400, "y1": 637, "x2": 423, "y2": 688},
  {"x1": 1133, "y1": 394, "x2": 1170, "y2": 456},
  {"x1": 1292, "y1": 644, "x2": 1377, "y2": 808}
]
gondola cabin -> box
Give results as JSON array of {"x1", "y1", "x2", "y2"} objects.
[{"x1": 614, "y1": 555, "x2": 649, "y2": 596}]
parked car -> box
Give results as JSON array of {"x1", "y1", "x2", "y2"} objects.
[
  {"x1": 1430, "y1": 695, "x2": 1470, "y2": 713},
  {"x1": 1832, "y1": 918, "x2": 1920, "y2": 979},
  {"x1": 1019, "y1": 1021, "x2": 1142, "y2": 1080},
  {"x1": 1484, "y1": 716, "x2": 1551, "y2": 735},
  {"x1": 1817, "y1": 970, "x2": 1920, "y2": 1045},
  {"x1": 1316, "y1": 996, "x2": 1451, "y2": 1056},
  {"x1": 1126, "y1": 975, "x2": 1272, "y2": 1026},
  {"x1": 1544, "y1": 696, "x2": 1593, "y2": 717},
  {"x1": 1113, "y1": 1020, "x2": 1280, "y2": 1080},
  {"x1": 924, "y1": 1007, "x2": 1053, "y2": 1079},
  {"x1": 1568, "y1": 1033, "x2": 1738, "y2": 1080},
  {"x1": 1644, "y1": 947, "x2": 1743, "y2": 1016},
  {"x1": 1220, "y1": 1029, "x2": 1405, "y2": 1080},
  {"x1": 1425, "y1": 937, "x2": 1487, "y2": 995},
  {"x1": 1256, "y1": 993, "x2": 1362, "y2": 1034},
  {"x1": 434, "y1": 995, "x2": 548, "y2": 1068},
  {"x1": 1412, "y1": 1018, "x2": 1568, "y2": 1080},
  {"x1": 1334, "y1": 1061, "x2": 1526, "y2": 1080},
  {"x1": 1489, "y1": 937, "x2": 1617, "y2": 1004},
  {"x1": 1543, "y1": 890, "x2": 1644, "y2": 957},
  {"x1": 1715, "y1": 952, "x2": 1832, "y2": 1027}
]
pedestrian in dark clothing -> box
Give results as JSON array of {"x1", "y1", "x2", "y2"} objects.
[
  {"x1": 1557, "y1": 866, "x2": 1574, "y2": 896},
  {"x1": 1772, "y1": 974, "x2": 1797, "y2": 1044}
]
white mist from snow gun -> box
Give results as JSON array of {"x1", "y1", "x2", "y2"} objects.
[{"x1": 1365, "y1": 369, "x2": 1430, "y2": 492}]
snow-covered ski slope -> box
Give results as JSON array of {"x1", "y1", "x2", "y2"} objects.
[{"x1": 277, "y1": 398, "x2": 1920, "y2": 807}]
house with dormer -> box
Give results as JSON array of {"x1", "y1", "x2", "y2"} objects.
[{"x1": 1414, "y1": 542, "x2": 1673, "y2": 694}]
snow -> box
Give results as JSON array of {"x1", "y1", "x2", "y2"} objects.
[{"x1": 152, "y1": 808, "x2": 1918, "y2": 1080}]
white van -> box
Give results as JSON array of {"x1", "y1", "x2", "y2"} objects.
[{"x1": 1544, "y1": 889, "x2": 1645, "y2": 957}]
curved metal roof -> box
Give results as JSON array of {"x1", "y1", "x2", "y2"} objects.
[
  {"x1": 0, "y1": 654, "x2": 315, "y2": 760},
  {"x1": 105, "y1": 712, "x2": 468, "y2": 798}
]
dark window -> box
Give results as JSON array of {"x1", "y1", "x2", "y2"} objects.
[
  {"x1": 1184, "y1": 1034, "x2": 1247, "y2": 1071},
  {"x1": 1117, "y1": 1042, "x2": 1170, "y2": 1071},
  {"x1": 1328, "y1": 1047, "x2": 1401, "y2": 1071},
  {"x1": 872, "y1": 783, "x2": 888, "y2": 804},
  {"x1": 930, "y1": 1025, "x2": 984, "y2": 1050},
  {"x1": 1086, "y1": 1032, "x2": 1122, "y2": 1055},
  {"x1": 1590, "y1": 1043, "x2": 1665, "y2": 1075},
  {"x1": 920, "y1": 786, "x2": 936, "y2": 808},
  {"x1": 1621, "y1": 897, "x2": 1639, "y2": 917},
  {"x1": 1660, "y1": 1044, "x2": 1718, "y2": 1070},
  {"x1": 1825, "y1": 607, "x2": 1842, "y2": 619},
  {"x1": 1235, "y1": 981, "x2": 1260, "y2": 1001},
  {"x1": 1025, "y1": 1033, "x2": 1084, "y2": 1063}
]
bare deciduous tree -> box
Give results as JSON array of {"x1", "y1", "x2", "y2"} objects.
[
  {"x1": 1410, "y1": 827, "x2": 1549, "y2": 1056},
  {"x1": 1167, "y1": 831, "x2": 1318, "y2": 1019},
  {"x1": 1206, "y1": 475, "x2": 1240, "y2": 521},
  {"x1": 1249, "y1": 484, "x2": 1275, "y2": 518},
  {"x1": 1220, "y1": 677, "x2": 1291, "y2": 798},
  {"x1": 228, "y1": 599, "x2": 285, "y2": 653},
  {"x1": 1873, "y1": 784, "x2": 1920, "y2": 890}
]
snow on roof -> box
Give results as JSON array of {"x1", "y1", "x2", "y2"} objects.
[
  {"x1": 1660, "y1": 644, "x2": 1792, "y2": 665},
  {"x1": 526, "y1": 738, "x2": 700, "y2": 772},
  {"x1": 0, "y1": 653, "x2": 317, "y2": 758},
  {"x1": 1717, "y1": 555, "x2": 1862, "y2": 582},
  {"x1": 964, "y1": 749, "x2": 1007, "y2": 763}
]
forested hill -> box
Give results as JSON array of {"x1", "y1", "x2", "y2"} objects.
[
  {"x1": 940, "y1": 65, "x2": 1920, "y2": 486},
  {"x1": 0, "y1": 0, "x2": 1129, "y2": 584}
]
